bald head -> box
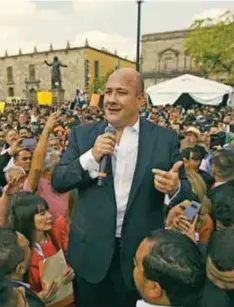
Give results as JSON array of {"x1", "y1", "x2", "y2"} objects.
[
  {"x1": 104, "y1": 68, "x2": 145, "y2": 128},
  {"x1": 108, "y1": 68, "x2": 144, "y2": 95}
]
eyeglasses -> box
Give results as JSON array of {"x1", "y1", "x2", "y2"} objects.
[{"x1": 22, "y1": 157, "x2": 32, "y2": 161}]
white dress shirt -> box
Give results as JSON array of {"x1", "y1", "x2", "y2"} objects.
[
  {"x1": 80, "y1": 119, "x2": 139, "y2": 237},
  {"x1": 136, "y1": 300, "x2": 176, "y2": 307},
  {"x1": 80, "y1": 118, "x2": 180, "y2": 237},
  {"x1": 136, "y1": 301, "x2": 155, "y2": 307}
]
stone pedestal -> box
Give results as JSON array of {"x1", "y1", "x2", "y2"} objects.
[{"x1": 52, "y1": 88, "x2": 65, "y2": 107}]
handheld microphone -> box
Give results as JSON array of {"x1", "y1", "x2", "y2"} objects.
[{"x1": 97, "y1": 126, "x2": 116, "y2": 186}]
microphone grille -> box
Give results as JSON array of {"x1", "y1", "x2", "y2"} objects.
[{"x1": 105, "y1": 126, "x2": 116, "y2": 135}]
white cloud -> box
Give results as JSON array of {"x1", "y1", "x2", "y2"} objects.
[
  {"x1": 193, "y1": 8, "x2": 232, "y2": 22},
  {"x1": 0, "y1": 0, "x2": 36, "y2": 25},
  {"x1": 0, "y1": 0, "x2": 66, "y2": 56}
]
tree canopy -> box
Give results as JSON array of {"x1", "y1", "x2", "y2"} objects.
[{"x1": 185, "y1": 10, "x2": 234, "y2": 84}]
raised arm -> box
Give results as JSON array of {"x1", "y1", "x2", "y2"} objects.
[
  {"x1": 0, "y1": 179, "x2": 22, "y2": 227},
  {"x1": 0, "y1": 139, "x2": 22, "y2": 186},
  {"x1": 44, "y1": 60, "x2": 52, "y2": 67},
  {"x1": 167, "y1": 132, "x2": 193, "y2": 206},
  {"x1": 26, "y1": 113, "x2": 58, "y2": 192},
  {"x1": 51, "y1": 127, "x2": 95, "y2": 193}
]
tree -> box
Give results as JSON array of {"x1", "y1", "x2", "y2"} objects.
[
  {"x1": 185, "y1": 10, "x2": 234, "y2": 84},
  {"x1": 89, "y1": 70, "x2": 114, "y2": 94}
]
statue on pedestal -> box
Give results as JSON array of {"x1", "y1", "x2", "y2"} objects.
[{"x1": 44, "y1": 56, "x2": 67, "y2": 89}]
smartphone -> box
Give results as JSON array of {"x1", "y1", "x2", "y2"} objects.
[
  {"x1": 183, "y1": 201, "x2": 201, "y2": 222},
  {"x1": 22, "y1": 138, "x2": 37, "y2": 149}
]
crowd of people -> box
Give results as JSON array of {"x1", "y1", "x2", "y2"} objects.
[{"x1": 0, "y1": 67, "x2": 233, "y2": 307}]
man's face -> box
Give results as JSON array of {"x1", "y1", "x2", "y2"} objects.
[
  {"x1": 186, "y1": 132, "x2": 198, "y2": 146},
  {"x1": 134, "y1": 239, "x2": 160, "y2": 304},
  {"x1": 48, "y1": 139, "x2": 61, "y2": 151},
  {"x1": 6, "y1": 130, "x2": 18, "y2": 145},
  {"x1": 104, "y1": 72, "x2": 143, "y2": 128},
  {"x1": 19, "y1": 114, "x2": 27, "y2": 125},
  {"x1": 223, "y1": 116, "x2": 231, "y2": 125},
  {"x1": 19, "y1": 129, "x2": 28, "y2": 139},
  {"x1": 31, "y1": 107, "x2": 38, "y2": 116},
  {"x1": 1, "y1": 117, "x2": 7, "y2": 125},
  {"x1": 15, "y1": 151, "x2": 32, "y2": 173},
  {"x1": 13, "y1": 120, "x2": 18, "y2": 127}
]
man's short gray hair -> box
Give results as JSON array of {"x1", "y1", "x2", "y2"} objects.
[{"x1": 211, "y1": 149, "x2": 234, "y2": 181}]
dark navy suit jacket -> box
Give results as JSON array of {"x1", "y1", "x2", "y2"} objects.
[{"x1": 52, "y1": 118, "x2": 192, "y2": 288}]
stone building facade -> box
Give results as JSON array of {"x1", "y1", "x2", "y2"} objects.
[
  {"x1": 0, "y1": 43, "x2": 135, "y2": 101},
  {"x1": 141, "y1": 29, "x2": 201, "y2": 89}
]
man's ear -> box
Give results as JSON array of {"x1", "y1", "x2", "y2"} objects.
[
  {"x1": 137, "y1": 94, "x2": 145, "y2": 109},
  {"x1": 145, "y1": 280, "x2": 162, "y2": 301}
]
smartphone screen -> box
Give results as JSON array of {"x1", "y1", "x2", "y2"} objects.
[{"x1": 183, "y1": 201, "x2": 201, "y2": 222}]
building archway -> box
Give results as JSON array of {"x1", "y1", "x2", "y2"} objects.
[
  {"x1": 29, "y1": 88, "x2": 37, "y2": 102},
  {"x1": 8, "y1": 87, "x2": 14, "y2": 97}
]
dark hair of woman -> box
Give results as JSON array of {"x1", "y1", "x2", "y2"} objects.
[{"x1": 11, "y1": 193, "x2": 60, "y2": 250}]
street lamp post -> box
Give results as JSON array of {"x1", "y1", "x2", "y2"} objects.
[{"x1": 136, "y1": 0, "x2": 143, "y2": 72}]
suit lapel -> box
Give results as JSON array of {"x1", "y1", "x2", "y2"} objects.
[
  {"x1": 92, "y1": 120, "x2": 116, "y2": 206},
  {"x1": 88, "y1": 120, "x2": 107, "y2": 148},
  {"x1": 126, "y1": 118, "x2": 157, "y2": 211}
]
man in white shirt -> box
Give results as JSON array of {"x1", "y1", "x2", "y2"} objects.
[
  {"x1": 134, "y1": 230, "x2": 205, "y2": 307},
  {"x1": 52, "y1": 68, "x2": 192, "y2": 307}
]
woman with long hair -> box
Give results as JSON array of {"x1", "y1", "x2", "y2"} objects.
[
  {"x1": 185, "y1": 169, "x2": 214, "y2": 243},
  {"x1": 11, "y1": 193, "x2": 74, "y2": 305}
]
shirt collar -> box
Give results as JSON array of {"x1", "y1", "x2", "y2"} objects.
[
  {"x1": 108, "y1": 117, "x2": 140, "y2": 135},
  {"x1": 130, "y1": 117, "x2": 140, "y2": 134},
  {"x1": 214, "y1": 181, "x2": 226, "y2": 188},
  {"x1": 14, "y1": 281, "x2": 31, "y2": 289},
  {"x1": 136, "y1": 300, "x2": 178, "y2": 307}
]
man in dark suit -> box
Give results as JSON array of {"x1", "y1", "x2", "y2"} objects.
[
  {"x1": 52, "y1": 68, "x2": 191, "y2": 307},
  {"x1": 0, "y1": 228, "x2": 45, "y2": 307},
  {"x1": 208, "y1": 149, "x2": 234, "y2": 204}
]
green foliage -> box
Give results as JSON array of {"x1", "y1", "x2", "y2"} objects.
[
  {"x1": 90, "y1": 70, "x2": 114, "y2": 94},
  {"x1": 185, "y1": 10, "x2": 234, "y2": 84}
]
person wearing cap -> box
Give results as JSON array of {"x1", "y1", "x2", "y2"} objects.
[{"x1": 185, "y1": 127, "x2": 200, "y2": 148}]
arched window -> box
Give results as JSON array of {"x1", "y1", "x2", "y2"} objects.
[
  {"x1": 158, "y1": 49, "x2": 179, "y2": 72},
  {"x1": 29, "y1": 88, "x2": 37, "y2": 102}
]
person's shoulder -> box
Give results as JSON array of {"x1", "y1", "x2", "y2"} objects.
[
  {"x1": 148, "y1": 121, "x2": 177, "y2": 141},
  {"x1": 141, "y1": 118, "x2": 174, "y2": 134},
  {"x1": 71, "y1": 120, "x2": 105, "y2": 135}
]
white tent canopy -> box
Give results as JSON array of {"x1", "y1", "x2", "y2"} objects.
[{"x1": 147, "y1": 74, "x2": 233, "y2": 107}]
